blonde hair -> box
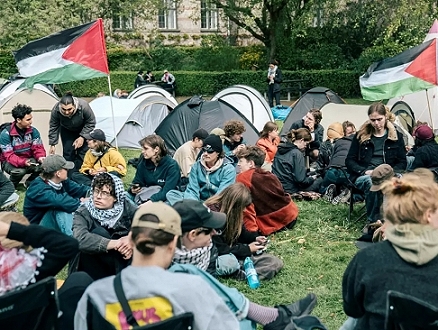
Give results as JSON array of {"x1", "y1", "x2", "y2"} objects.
[
  {"x1": 0, "y1": 212, "x2": 30, "y2": 250},
  {"x1": 382, "y1": 169, "x2": 438, "y2": 225}
]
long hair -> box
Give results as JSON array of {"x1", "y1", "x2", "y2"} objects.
[
  {"x1": 259, "y1": 121, "x2": 278, "y2": 139},
  {"x1": 205, "y1": 183, "x2": 252, "y2": 245},
  {"x1": 367, "y1": 102, "x2": 395, "y2": 123},
  {"x1": 382, "y1": 169, "x2": 438, "y2": 225},
  {"x1": 139, "y1": 134, "x2": 168, "y2": 163}
]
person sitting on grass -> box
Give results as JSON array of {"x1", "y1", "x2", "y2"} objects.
[
  {"x1": 166, "y1": 134, "x2": 235, "y2": 205},
  {"x1": 71, "y1": 128, "x2": 127, "y2": 186},
  {"x1": 0, "y1": 172, "x2": 19, "y2": 212},
  {"x1": 272, "y1": 128, "x2": 322, "y2": 195},
  {"x1": 72, "y1": 173, "x2": 137, "y2": 281},
  {"x1": 256, "y1": 121, "x2": 280, "y2": 171},
  {"x1": 316, "y1": 122, "x2": 344, "y2": 173},
  {"x1": 410, "y1": 124, "x2": 438, "y2": 171},
  {"x1": 129, "y1": 134, "x2": 180, "y2": 204},
  {"x1": 23, "y1": 155, "x2": 89, "y2": 236},
  {"x1": 236, "y1": 146, "x2": 298, "y2": 235},
  {"x1": 342, "y1": 169, "x2": 438, "y2": 330},
  {"x1": 0, "y1": 104, "x2": 46, "y2": 188},
  {"x1": 223, "y1": 120, "x2": 247, "y2": 165}
]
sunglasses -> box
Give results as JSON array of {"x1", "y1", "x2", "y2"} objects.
[
  {"x1": 197, "y1": 227, "x2": 222, "y2": 235},
  {"x1": 202, "y1": 145, "x2": 215, "y2": 154}
]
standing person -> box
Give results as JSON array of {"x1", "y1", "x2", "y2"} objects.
[
  {"x1": 134, "y1": 70, "x2": 146, "y2": 88},
  {"x1": 256, "y1": 121, "x2": 280, "y2": 169},
  {"x1": 48, "y1": 92, "x2": 96, "y2": 172},
  {"x1": 0, "y1": 104, "x2": 46, "y2": 188},
  {"x1": 345, "y1": 103, "x2": 407, "y2": 223},
  {"x1": 71, "y1": 129, "x2": 127, "y2": 186},
  {"x1": 290, "y1": 109, "x2": 324, "y2": 161},
  {"x1": 223, "y1": 120, "x2": 247, "y2": 165},
  {"x1": 267, "y1": 60, "x2": 283, "y2": 108}
]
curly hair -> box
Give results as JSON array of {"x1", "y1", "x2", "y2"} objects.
[
  {"x1": 11, "y1": 104, "x2": 33, "y2": 121},
  {"x1": 92, "y1": 173, "x2": 116, "y2": 198},
  {"x1": 224, "y1": 120, "x2": 246, "y2": 137}
]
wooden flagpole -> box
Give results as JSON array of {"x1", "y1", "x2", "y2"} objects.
[{"x1": 106, "y1": 75, "x2": 118, "y2": 149}]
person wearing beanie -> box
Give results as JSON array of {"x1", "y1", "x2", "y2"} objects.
[
  {"x1": 173, "y1": 128, "x2": 209, "y2": 180},
  {"x1": 316, "y1": 122, "x2": 344, "y2": 172},
  {"x1": 411, "y1": 124, "x2": 438, "y2": 171},
  {"x1": 71, "y1": 128, "x2": 127, "y2": 186},
  {"x1": 166, "y1": 134, "x2": 236, "y2": 204}
]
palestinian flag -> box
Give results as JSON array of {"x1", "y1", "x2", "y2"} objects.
[
  {"x1": 360, "y1": 38, "x2": 437, "y2": 101},
  {"x1": 13, "y1": 19, "x2": 109, "y2": 88}
]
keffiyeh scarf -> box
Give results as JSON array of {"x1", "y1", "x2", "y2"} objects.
[{"x1": 173, "y1": 241, "x2": 213, "y2": 271}]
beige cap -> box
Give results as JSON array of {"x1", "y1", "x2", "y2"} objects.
[
  {"x1": 131, "y1": 202, "x2": 182, "y2": 236},
  {"x1": 370, "y1": 164, "x2": 394, "y2": 192}
]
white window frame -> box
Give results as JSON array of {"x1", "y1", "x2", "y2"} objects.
[
  {"x1": 201, "y1": 0, "x2": 218, "y2": 30},
  {"x1": 112, "y1": 14, "x2": 134, "y2": 31},
  {"x1": 158, "y1": 0, "x2": 177, "y2": 30}
]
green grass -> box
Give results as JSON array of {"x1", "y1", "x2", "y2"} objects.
[{"x1": 14, "y1": 147, "x2": 366, "y2": 329}]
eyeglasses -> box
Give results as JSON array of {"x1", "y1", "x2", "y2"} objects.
[
  {"x1": 93, "y1": 188, "x2": 113, "y2": 199},
  {"x1": 202, "y1": 145, "x2": 215, "y2": 154}
]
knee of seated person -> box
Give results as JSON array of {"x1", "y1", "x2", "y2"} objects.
[{"x1": 216, "y1": 254, "x2": 240, "y2": 276}]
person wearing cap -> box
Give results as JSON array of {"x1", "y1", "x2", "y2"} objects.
[
  {"x1": 166, "y1": 134, "x2": 236, "y2": 205},
  {"x1": 346, "y1": 103, "x2": 406, "y2": 223},
  {"x1": 161, "y1": 69, "x2": 176, "y2": 91},
  {"x1": 410, "y1": 124, "x2": 438, "y2": 171},
  {"x1": 223, "y1": 120, "x2": 247, "y2": 165},
  {"x1": 173, "y1": 128, "x2": 209, "y2": 180},
  {"x1": 210, "y1": 127, "x2": 226, "y2": 143},
  {"x1": 23, "y1": 155, "x2": 89, "y2": 235},
  {"x1": 129, "y1": 134, "x2": 180, "y2": 204},
  {"x1": 71, "y1": 128, "x2": 127, "y2": 186},
  {"x1": 72, "y1": 173, "x2": 137, "y2": 280},
  {"x1": 74, "y1": 201, "x2": 240, "y2": 330},
  {"x1": 0, "y1": 104, "x2": 46, "y2": 188}
]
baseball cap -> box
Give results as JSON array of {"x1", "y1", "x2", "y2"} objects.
[
  {"x1": 173, "y1": 200, "x2": 226, "y2": 233},
  {"x1": 131, "y1": 202, "x2": 182, "y2": 236},
  {"x1": 164, "y1": 69, "x2": 169, "y2": 73},
  {"x1": 202, "y1": 134, "x2": 223, "y2": 153},
  {"x1": 41, "y1": 155, "x2": 74, "y2": 173},
  {"x1": 413, "y1": 124, "x2": 434, "y2": 140},
  {"x1": 192, "y1": 128, "x2": 209, "y2": 141},
  {"x1": 83, "y1": 128, "x2": 106, "y2": 142},
  {"x1": 370, "y1": 164, "x2": 394, "y2": 192}
]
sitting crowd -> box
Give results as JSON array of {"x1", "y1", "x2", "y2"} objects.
[{"x1": 1, "y1": 97, "x2": 438, "y2": 330}]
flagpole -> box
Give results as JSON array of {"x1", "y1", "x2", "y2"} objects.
[
  {"x1": 426, "y1": 89, "x2": 434, "y2": 131},
  {"x1": 106, "y1": 75, "x2": 118, "y2": 149}
]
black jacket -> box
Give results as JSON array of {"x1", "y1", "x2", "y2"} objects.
[
  {"x1": 272, "y1": 142, "x2": 314, "y2": 194},
  {"x1": 329, "y1": 135, "x2": 354, "y2": 168},
  {"x1": 212, "y1": 226, "x2": 259, "y2": 260},
  {"x1": 290, "y1": 119, "x2": 324, "y2": 150},
  {"x1": 411, "y1": 140, "x2": 438, "y2": 170},
  {"x1": 346, "y1": 122, "x2": 406, "y2": 181}
]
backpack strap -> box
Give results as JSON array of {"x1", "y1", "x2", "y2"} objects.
[
  {"x1": 113, "y1": 273, "x2": 139, "y2": 327},
  {"x1": 93, "y1": 149, "x2": 108, "y2": 167}
]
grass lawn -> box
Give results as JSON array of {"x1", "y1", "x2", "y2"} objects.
[{"x1": 14, "y1": 147, "x2": 365, "y2": 329}]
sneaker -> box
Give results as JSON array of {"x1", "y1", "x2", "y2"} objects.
[
  {"x1": 339, "y1": 188, "x2": 351, "y2": 204},
  {"x1": 332, "y1": 188, "x2": 350, "y2": 205},
  {"x1": 323, "y1": 184, "x2": 336, "y2": 202},
  {"x1": 285, "y1": 293, "x2": 317, "y2": 317}
]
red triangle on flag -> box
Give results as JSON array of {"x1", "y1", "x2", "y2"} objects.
[
  {"x1": 62, "y1": 18, "x2": 109, "y2": 74},
  {"x1": 405, "y1": 39, "x2": 437, "y2": 85}
]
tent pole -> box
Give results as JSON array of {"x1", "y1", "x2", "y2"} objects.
[
  {"x1": 426, "y1": 89, "x2": 434, "y2": 131},
  {"x1": 106, "y1": 75, "x2": 118, "y2": 149}
]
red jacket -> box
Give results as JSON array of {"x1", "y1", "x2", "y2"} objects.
[
  {"x1": 237, "y1": 168, "x2": 298, "y2": 235},
  {"x1": 0, "y1": 122, "x2": 46, "y2": 167}
]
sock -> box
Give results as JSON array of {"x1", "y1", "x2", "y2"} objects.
[{"x1": 247, "y1": 302, "x2": 279, "y2": 325}]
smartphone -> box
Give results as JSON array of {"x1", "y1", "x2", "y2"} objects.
[
  {"x1": 29, "y1": 162, "x2": 39, "y2": 166},
  {"x1": 130, "y1": 183, "x2": 140, "y2": 189}
]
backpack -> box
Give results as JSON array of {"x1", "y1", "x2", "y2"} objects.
[{"x1": 0, "y1": 122, "x2": 12, "y2": 159}]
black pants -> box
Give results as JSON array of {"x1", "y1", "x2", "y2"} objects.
[
  {"x1": 58, "y1": 272, "x2": 93, "y2": 330},
  {"x1": 268, "y1": 84, "x2": 280, "y2": 107},
  {"x1": 2, "y1": 159, "x2": 41, "y2": 187},
  {"x1": 60, "y1": 126, "x2": 89, "y2": 174}
]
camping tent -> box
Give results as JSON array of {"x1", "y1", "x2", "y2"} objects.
[
  {"x1": 280, "y1": 87, "x2": 345, "y2": 136},
  {"x1": 0, "y1": 79, "x2": 57, "y2": 104},
  {"x1": 155, "y1": 97, "x2": 260, "y2": 154},
  {"x1": 0, "y1": 87, "x2": 60, "y2": 151},
  {"x1": 211, "y1": 85, "x2": 273, "y2": 131},
  {"x1": 91, "y1": 95, "x2": 174, "y2": 148},
  {"x1": 390, "y1": 101, "x2": 415, "y2": 134},
  {"x1": 128, "y1": 84, "x2": 178, "y2": 105}
]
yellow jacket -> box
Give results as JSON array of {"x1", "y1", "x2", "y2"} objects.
[{"x1": 79, "y1": 147, "x2": 127, "y2": 176}]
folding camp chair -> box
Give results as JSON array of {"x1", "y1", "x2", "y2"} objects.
[
  {"x1": 0, "y1": 277, "x2": 59, "y2": 330},
  {"x1": 385, "y1": 290, "x2": 438, "y2": 330}
]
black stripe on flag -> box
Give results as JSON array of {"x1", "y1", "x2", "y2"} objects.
[
  {"x1": 363, "y1": 39, "x2": 434, "y2": 78},
  {"x1": 13, "y1": 21, "x2": 96, "y2": 63}
]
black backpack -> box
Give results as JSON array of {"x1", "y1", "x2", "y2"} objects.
[{"x1": 0, "y1": 123, "x2": 12, "y2": 157}]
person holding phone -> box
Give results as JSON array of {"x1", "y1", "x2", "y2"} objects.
[{"x1": 0, "y1": 104, "x2": 46, "y2": 188}]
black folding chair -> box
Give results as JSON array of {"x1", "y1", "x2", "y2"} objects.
[
  {"x1": 385, "y1": 290, "x2": 438, "y2": 330},
  {"x1": 0, "y1": 277, "x2": 59, "y2": 330}
]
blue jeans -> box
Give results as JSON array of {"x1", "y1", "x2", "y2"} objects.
[
  {"x1": 339, "y1": 317, "x2": 358, "y2": 330},
  {"x1": 216, "y1": 254, "x2": 241, "y2": 276},
  {"x1": 320, "y1": 167, "x2": 349, "y2": 194},
  {"x1": 40, "y1": 210, "x2": 73, "y2": 236},
  {"x1": 354, "y1": 175, "x2": 383, "y2": 223},
  {"x1": 166, "y1": 190, "x2": 185, "y2": 206}
]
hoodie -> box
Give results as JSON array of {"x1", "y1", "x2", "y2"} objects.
[
  {"x1": 342, "y1": 223, "x2": 438, "y2": 330},
  {"x1": 272, "y1": 142, "x2": 314, "y2": 194}
]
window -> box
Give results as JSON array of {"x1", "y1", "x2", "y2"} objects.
[
  {"x1": 158, "y1": 0, "x2": 177, "y2": 30},
  {"x1": 201, "y1": 0, "x2": 218, "y2": 30},
  {"x1": 112, "y1": 14, "x2": 134, "y2": 31}
]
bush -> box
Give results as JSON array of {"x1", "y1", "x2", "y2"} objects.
[{"x1": 56, "y1": 69, "x2": 362, "y2": 98}]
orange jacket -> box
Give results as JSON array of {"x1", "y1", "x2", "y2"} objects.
[{"x1": 256, "y1": 137, "x2": 280, "y2": 163}]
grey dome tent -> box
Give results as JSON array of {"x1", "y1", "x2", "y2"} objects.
[
  {"x1": 128, "y1": 84, "x2": 177, "y2": 105},
  {"x1": 211, "y1": 85, "x2": 273, "y2": 131},
  {"x1": 280, "y1": 87, "x2": 345, "y2": 136},
  {"x1": 91, "y1": 95, "x2": 174, "y2": 148},
  {"x1": 155, "y1": 96, "x2": 260, "y2": 154},
  {"x1": 390, "y1": 101, "x2": 416, "y2": 135}
]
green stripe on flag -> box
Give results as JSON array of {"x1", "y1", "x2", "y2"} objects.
[{"x1": 361, "y1": 76, "x2": 434, "y2": 101}]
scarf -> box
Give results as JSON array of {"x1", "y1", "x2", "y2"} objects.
[
  {"x1": 47, "y1": 180, "x2": 63, "y2": 191},
  {"x1": 172, "y1": 241, "x2": 212, "y2": 271},
  {"x1": 0, "y1": 246, "x2": 46, "y2": 296},
  {"x1": 85, "y1": 173, "x2": 126, "y2": 229},
  {"x1": 267, "y1": 66, "x2": 277, "y2": 84},
  {"x1": 91, "y1": 149, "x2": 103, "y2": 157}
]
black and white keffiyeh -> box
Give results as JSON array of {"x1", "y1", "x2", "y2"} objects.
[
  {"x1": 173, "y1": 241, "x2": 213, "y2": 271},
  {"x1": 85, "y1": 173, "x2": 126, "y2": 229}
]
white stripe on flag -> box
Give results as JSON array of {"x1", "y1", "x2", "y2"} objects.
[
  {"x1": 360, "y1": 62, "x2": 413, "y2": 87},
  {"x1": 16, "y1": 48, "x2": 73, "y2": 77}
]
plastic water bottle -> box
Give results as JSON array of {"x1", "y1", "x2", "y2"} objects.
[{"x1": 244, "y1": 257, "x2": 260, "y2": 289}]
